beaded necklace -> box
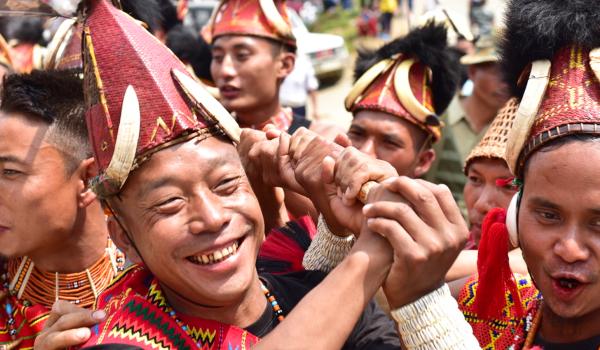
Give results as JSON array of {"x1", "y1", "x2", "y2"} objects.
[
  {"x1": 164, "y1": 282, "x2": 285, "y2": 348},
  {"x1": 1, "y1": 240, "x2": 125, "y2": 342}
]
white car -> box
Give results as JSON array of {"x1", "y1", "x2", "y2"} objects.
[
  {"x1": 288, "y1": 8, "x2": 348, "y2": 82},
  {"x1": 184, "y1": 0, "x2": 348, "y2": 82}
]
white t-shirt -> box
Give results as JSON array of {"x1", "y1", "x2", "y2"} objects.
[{"x1": 279, "y1": 53, "x2": 319, "y2": 108}]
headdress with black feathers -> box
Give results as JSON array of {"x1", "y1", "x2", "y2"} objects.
[
  {"x1": 500, "y1": 0, "x2": 600, "y2": 97},
  {"x1": 354, "y1": 21, "x2": 460, "y2": 115}
]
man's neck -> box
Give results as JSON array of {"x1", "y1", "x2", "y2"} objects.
[
  {"x1": 163, "y1": 274, "x2": 267, "y2": 328},
  {"x1": 539, "y1": 302, "x2": 600, "y2": 343},
  {"x1": 461, "y1": 95, "x2": 497, "y2": 134},
  {"x1": 27, "y1": 203, "x2": 109, "y2": 273},
  {"x1": 235, "y1": 100, "x2": 283, "y2": 128}
]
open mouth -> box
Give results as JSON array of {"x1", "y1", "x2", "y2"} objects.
[
  {"x1": 556, "y1": 278, "x2": 581, "y2": 290},
  {"x1": 551, "y1": 274, "x2": 588, "y2": 301},
  {"x1": 186, "y1": 238, "x2": 242, "y2": 266}
]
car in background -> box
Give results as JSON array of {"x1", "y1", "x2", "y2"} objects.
[
  {"x1": 184, "y1": 0, "x2": 348, "y2": 83},
  {"x1": 287, "y1": 8, "x2": 348, "y2": 83}
]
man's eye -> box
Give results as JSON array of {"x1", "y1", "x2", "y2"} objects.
[
  {"x1": 468, "y1": 176, "x2": 482, "y2": 185},
  {"x1": 2, "y1": 169, "x2": 22, "y2": 176},
  {"x1": 156, "y1": 197, "x2": 184, "y2": 209},
  {"x1": 347, "y1": 131, "x2": 363, "y2": 139},
  {"x1": 535, "y1": 209, "x2": 560, "y2": 223},
  {"x1": 216, "y1": 176, "x2": 241, "y2": 194},
  {"x1": 383, "y1": 139, "x2": 401, "y2": 148}
]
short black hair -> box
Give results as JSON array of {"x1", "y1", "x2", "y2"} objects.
[
  {"x1": 0, "y1": 69, "x2": 90, "y2": 174},
  {"x1": 166, "y1": 24, "x2": 213, "y2": 82}
]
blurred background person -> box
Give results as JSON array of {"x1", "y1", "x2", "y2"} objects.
[
  {"x1": 426, "y1": 36, "x2": 509, "y2": 213},
  {"x1": 279, "y1": 50, "x2": 320, "y2": 121}
]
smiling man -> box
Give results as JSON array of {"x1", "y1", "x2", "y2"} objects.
[{"x1": 57, "y1": 1, "x2": 400, "y2": 348}]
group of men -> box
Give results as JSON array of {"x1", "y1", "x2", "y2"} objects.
[{"x1": 0, "y1": 0, "x2": 599, "y2": 349}]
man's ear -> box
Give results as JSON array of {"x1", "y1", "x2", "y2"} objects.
[
  {"x1": 76, "y1": 157, "x2": 98, "y2": 208},
  {"x1": 276, "y1": 52, "x2": 296, "y2": 80},
  {"x1": 107, "y1": 213, "x2": 142, "y2": 264},
  {"x1": 413, "y1": 148, "x2": 436, "y2": 178},
  {"x1": 467, "y1": 65, "x2": 478, "y2": 81}
]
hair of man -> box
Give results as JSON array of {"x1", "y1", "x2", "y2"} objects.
[{"x1": 0, "y1": 68, "x2": 90, "y2": 175}]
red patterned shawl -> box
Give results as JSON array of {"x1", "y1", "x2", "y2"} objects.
[{"x1": 78, "y1": 265, "x2": 260, "y2": 349}]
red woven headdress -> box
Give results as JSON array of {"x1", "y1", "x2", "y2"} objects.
[
  {"x1": 68, "y1": 0, "x2": 240, "y2": 198},
  {"x1": 344, "y1": 22, "x2": 460, "y2": 143},
  {"x1": 204, "y1": 0, "x2": 296, "y2": 48},
  {"x1": 501, "y1": 0, "x2": 600, "y2": 177},
  {"x1": 347, "y1": 58, "x2": 439, "y2": 140}
]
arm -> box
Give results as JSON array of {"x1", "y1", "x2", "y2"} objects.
[
  {"x1": 391, "y1": 284, "x2": 481, "y2": 350},
  {"x1": 363, "y1": 178, "x2": 480, "y2": 349},
  {"x1": 257, "y1": 182, "x2": 406, "y2": 350}
]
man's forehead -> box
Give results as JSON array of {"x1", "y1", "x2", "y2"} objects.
[
  {"x1": 129, "y1": 136, "x2": 240, "y2": 184},
  {"x1": 0, "y1": 113, "x2": 50, "y2": 152},
  {"x1": 213, "y1": 35, "x2": 271, "y2": 50},
  {"x1": 353, "y1": 112, "x2": 418, "y2": 135}
]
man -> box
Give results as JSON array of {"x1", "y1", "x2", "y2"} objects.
[
  {"x1": 0, "y1": 69, "x2": 124, "y2": 349},
  {"x1": 206, "y1": 0, "x2": 343, "y2": 138},
  {"x1": 36, "y1": 1, "x2": 400, "y2": 348},
  {"x1": 425, "y1": 37, "x2": 509, "y2": 210},
  {"x1": 382, "y1": 0, "x2": 600, "y2": 348},
  {"x1": 462, "y1": 98, "x2": 519, "y2": 248},
  {"x1": 206, "y1": 0, "x2": 344, "y2": 226},
  {"x1": 345, "y1": 21, "x2": 459, "y2": 178}
]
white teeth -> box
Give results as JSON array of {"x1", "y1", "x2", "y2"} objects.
[
  {"x1": 189, "y1": 241, "x2": 240, "y2": 266},
  {"x1": 214, "y1": 250, "x2": 223, "y2": 260}
]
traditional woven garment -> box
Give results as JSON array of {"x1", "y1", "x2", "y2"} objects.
[
  {"x1": 257, "y1": 215, "x2": 317, "y2": 274},
  {"x1": 0, "y1": 287, "x2": 49, "y2": 350},
  {"x1": 80, "y1": 265, "x2": 260, "y2": 349},
  {"x1": 458, "y1": 274, "x2": 542, "y2": 349}
]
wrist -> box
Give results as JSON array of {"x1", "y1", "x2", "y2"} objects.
[
  {"x1": 390, "y1": 284, "x2": 480, "y2": 350},
  {"x1": 385, "y1": 281, "x2": 444, "y2": 310}
]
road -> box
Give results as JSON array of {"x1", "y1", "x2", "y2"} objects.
[{"x1": 313, "y1": 0, "x2": 507, "y2": 129}]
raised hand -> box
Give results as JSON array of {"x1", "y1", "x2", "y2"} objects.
[{"x1": 238, "y1": 128, "x2": 290, "y2": 231}]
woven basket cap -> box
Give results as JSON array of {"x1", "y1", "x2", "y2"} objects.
[
  {"x1": 514, "y1": 45, "x2": 600, "y2": 176},
  {"x1": 464, "y1": 97, "x2": 518, "y2": 173},
  {"x1": 351, "y1": 59, "x2": 441, "y2": 142},
  {"x1": 207, "y1": 0, "x2": 296, "y2": 47}
]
